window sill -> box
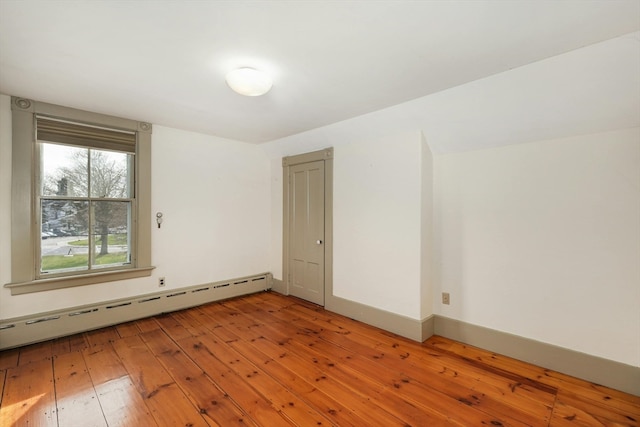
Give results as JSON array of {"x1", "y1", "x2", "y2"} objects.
[{"x1": 4, "y1": 266, "x2": 155, "y2": 295}]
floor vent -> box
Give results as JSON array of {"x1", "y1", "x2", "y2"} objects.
[{"x1": 0, "y1": 272, "x2": 272, "y2": 350}]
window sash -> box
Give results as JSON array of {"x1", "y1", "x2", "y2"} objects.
[{"x1": 38, "y1": 198, "x2": 135, "y2": 274}]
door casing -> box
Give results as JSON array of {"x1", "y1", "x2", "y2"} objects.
[{"x1": 282, "y1": 148, "x2": 333, "y2": 306}]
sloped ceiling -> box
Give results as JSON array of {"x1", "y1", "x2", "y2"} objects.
[
  {"x1": 262, "y1": 32, "x2": 640, "y2": 155},
  {"x1": 1, "y1": 1, "x2": 638, "y2": 147}
]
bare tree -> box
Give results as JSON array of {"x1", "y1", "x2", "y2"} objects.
[{"x1": 47, "y1": 149, "x2": 129, "y2": 256}]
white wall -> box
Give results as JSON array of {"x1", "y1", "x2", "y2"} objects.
[
  {"x1": 269, "y1": 157, "x2": 283, "y2": 280},
  {"x1": 420, "y1": 132, "x2": 434, "y2": 320},
  {"x1": 434, "y1": 128, "x2": 640, "y2": 366},
  {"x1": 151, "y1": 126, "x2": 270, "y2": 287},
  {"x1": 0, "y1": 95, "x2": 271, "y2": 319},
  {"x1": 333, "y1": 132, "x2": 423, "y2": 319},
  {"x1": 266, "y1": 131, "x2": 426, "y2": 320},
  {"x1": 0, "y1": 96, "x2": 11, "y2": 310}
]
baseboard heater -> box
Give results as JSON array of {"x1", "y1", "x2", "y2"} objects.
[{"x1": 0, "y1": 272, "x2": 272, "y2": 350}]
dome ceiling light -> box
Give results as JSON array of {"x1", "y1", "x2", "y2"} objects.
[{"x1": 225, "y1": 67, "x2": 273, "y2": 96}]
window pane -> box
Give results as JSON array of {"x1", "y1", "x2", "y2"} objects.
[
  {"x1": 41, "y1": 143, "x2": 89, "y2": 197},
  {"x1": 92, "y1": 201, "x2": 131, "y2": 269},
  {"x1": 41, "y1": 200, "x2": 89, "y2": 273},
  {"x1": 90, "y1": 149, "x2": 132, "y2": 198}
]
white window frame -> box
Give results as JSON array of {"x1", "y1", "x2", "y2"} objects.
[{"x1": 5, "y1": 97, "x2": 154, "y2": 295}]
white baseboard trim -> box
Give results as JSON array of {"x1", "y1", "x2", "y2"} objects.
[
  {"x1": 0, "y1": 272, "x2": 272, "y2": 350},
  {"x1": 434, "y1": 315, "x2": 640, "y2": 397}
]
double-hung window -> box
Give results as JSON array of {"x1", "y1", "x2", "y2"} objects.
[
  {"x1": 38, "y1": 117, "x2": 136, "y2": 275},
  {"x1": 6, "y1": 97, "x2": 153, "y2": 295}
]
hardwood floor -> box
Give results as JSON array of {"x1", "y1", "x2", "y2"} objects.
[{"x1": 0, "y1": 291, "x2": 638, "y2": 426}]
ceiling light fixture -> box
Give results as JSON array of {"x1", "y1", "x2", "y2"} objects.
[{"x1": 225, "y1": 67, "x2": 273, "y2": 96}]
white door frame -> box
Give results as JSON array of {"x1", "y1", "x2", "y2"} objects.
[{"x1": 282, "y1": 148, "x2": 333, "y2": 306}]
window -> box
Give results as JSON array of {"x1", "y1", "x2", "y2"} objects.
[
  {"x1": 39, "y1": 134, "x2": 134, "y2": 275},
  {"x1": 6, "y1": 97, "x2": 153, "y2": 295}
]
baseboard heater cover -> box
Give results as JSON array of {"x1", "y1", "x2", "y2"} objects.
[{"x1": 0, "y1": 272, "x2": 272, "y2": 350}]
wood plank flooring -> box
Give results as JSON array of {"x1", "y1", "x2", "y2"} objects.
[{"x1": 0, "y1": 291, "x2": 638, "y2": 426}]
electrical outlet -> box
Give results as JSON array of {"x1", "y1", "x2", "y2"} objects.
[
  {"x1": 159, "y1": 277, "x2": 165, "y2": 287},
  {"x1": 442, "y1": 292, "x2": 450, "y2": 305}
]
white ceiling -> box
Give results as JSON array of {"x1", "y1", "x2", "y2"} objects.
[{"x1": 1, "y1": 1, "x2": 639, "y2": 144}]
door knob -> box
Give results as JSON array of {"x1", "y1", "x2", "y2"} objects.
[{"x1": 316, "y1": 240, "x2": 323, "y2": 245}]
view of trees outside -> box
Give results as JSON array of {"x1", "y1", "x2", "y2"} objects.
[{"x1": 40, "y1": 143, "x2": 133, "y2": 273}]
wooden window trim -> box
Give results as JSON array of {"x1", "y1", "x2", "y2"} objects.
[{"x1": 5, "y1": 97, "x2": 154, "y2": 295}]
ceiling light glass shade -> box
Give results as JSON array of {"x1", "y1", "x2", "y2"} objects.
[{"x1": 225, "y1": 68, "x2": 273, "y2": 96}]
